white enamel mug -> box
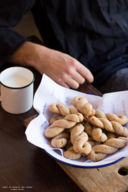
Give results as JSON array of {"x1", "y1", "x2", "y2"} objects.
[{"x1": 0, "y1": 66, "x2": 34, "y2": 114}]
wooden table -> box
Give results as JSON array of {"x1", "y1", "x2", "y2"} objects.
[
  {"x1": 0, "y1": 64, "x2": 96, "y2": 192},
  {"x1": 0, "y1": 65, "x2": 128, "y2": 192}
]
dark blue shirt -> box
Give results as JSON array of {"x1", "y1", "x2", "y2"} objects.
[{"x1": 1, "y1": 0, "x2": 128, "y2": 86}]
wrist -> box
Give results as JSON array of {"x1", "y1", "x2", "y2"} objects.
[{"x1": 9, "y1": 41, "x2": 46, "y2": 70}]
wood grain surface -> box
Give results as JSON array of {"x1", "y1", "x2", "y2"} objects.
[
  {"x1": 0, "y1": 65, "x2": 82, "y2": 192},
  {"x1": 59, "y1": 158, "x2": 128, "y2": 192}
]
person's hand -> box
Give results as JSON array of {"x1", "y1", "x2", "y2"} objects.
[
  {"x1": 9, "y1": 42, "x2": 94, "y2": 89},
  {"x1": 39, "y1": 47, "x2": 94, "y2": 89}
]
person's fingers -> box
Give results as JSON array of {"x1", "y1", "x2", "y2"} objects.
[
  {"x1": 63, "y1": 74, "x2": 79, "y2": 89},
  {"x1": 76, "y1": 62, "x2": 94, "y2": 83},
  {"x1": 56, "y1": 78, "x2": 70, "y2": 88},
  {"x1": 70, "y1": 69, "x2": 85, "y2": 85},
  {"x1": 61, "y1": 82, "x2": 70, "y2": 88}
]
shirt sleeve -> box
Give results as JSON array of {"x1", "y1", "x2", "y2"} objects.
[
  {"x1": 0, "y1": 25, "x2": 27, "y2": 67},
  {"x1": 0, "y1": 0, "x2": 35, "y2": 67}
]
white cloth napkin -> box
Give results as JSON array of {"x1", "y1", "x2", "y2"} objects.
[{"x1": 25, "y1": 74, "x2": 128, "y2": 168}]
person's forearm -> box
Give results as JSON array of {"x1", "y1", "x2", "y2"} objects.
[{"x1": 9, "y1": 41, "x2": 45, "y2": 69}]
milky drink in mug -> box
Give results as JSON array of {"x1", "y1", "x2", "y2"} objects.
[{"x1": 0, "y1": 66, "x2": 34, "y2": 114}]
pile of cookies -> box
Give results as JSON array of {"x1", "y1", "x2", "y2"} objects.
[{"x1": 44, "y1": 96, "x2": 128, "y2": 162}]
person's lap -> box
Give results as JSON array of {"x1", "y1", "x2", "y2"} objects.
[{"x1": 97, "y1": 68, "x2": 128, "y2": 93}]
